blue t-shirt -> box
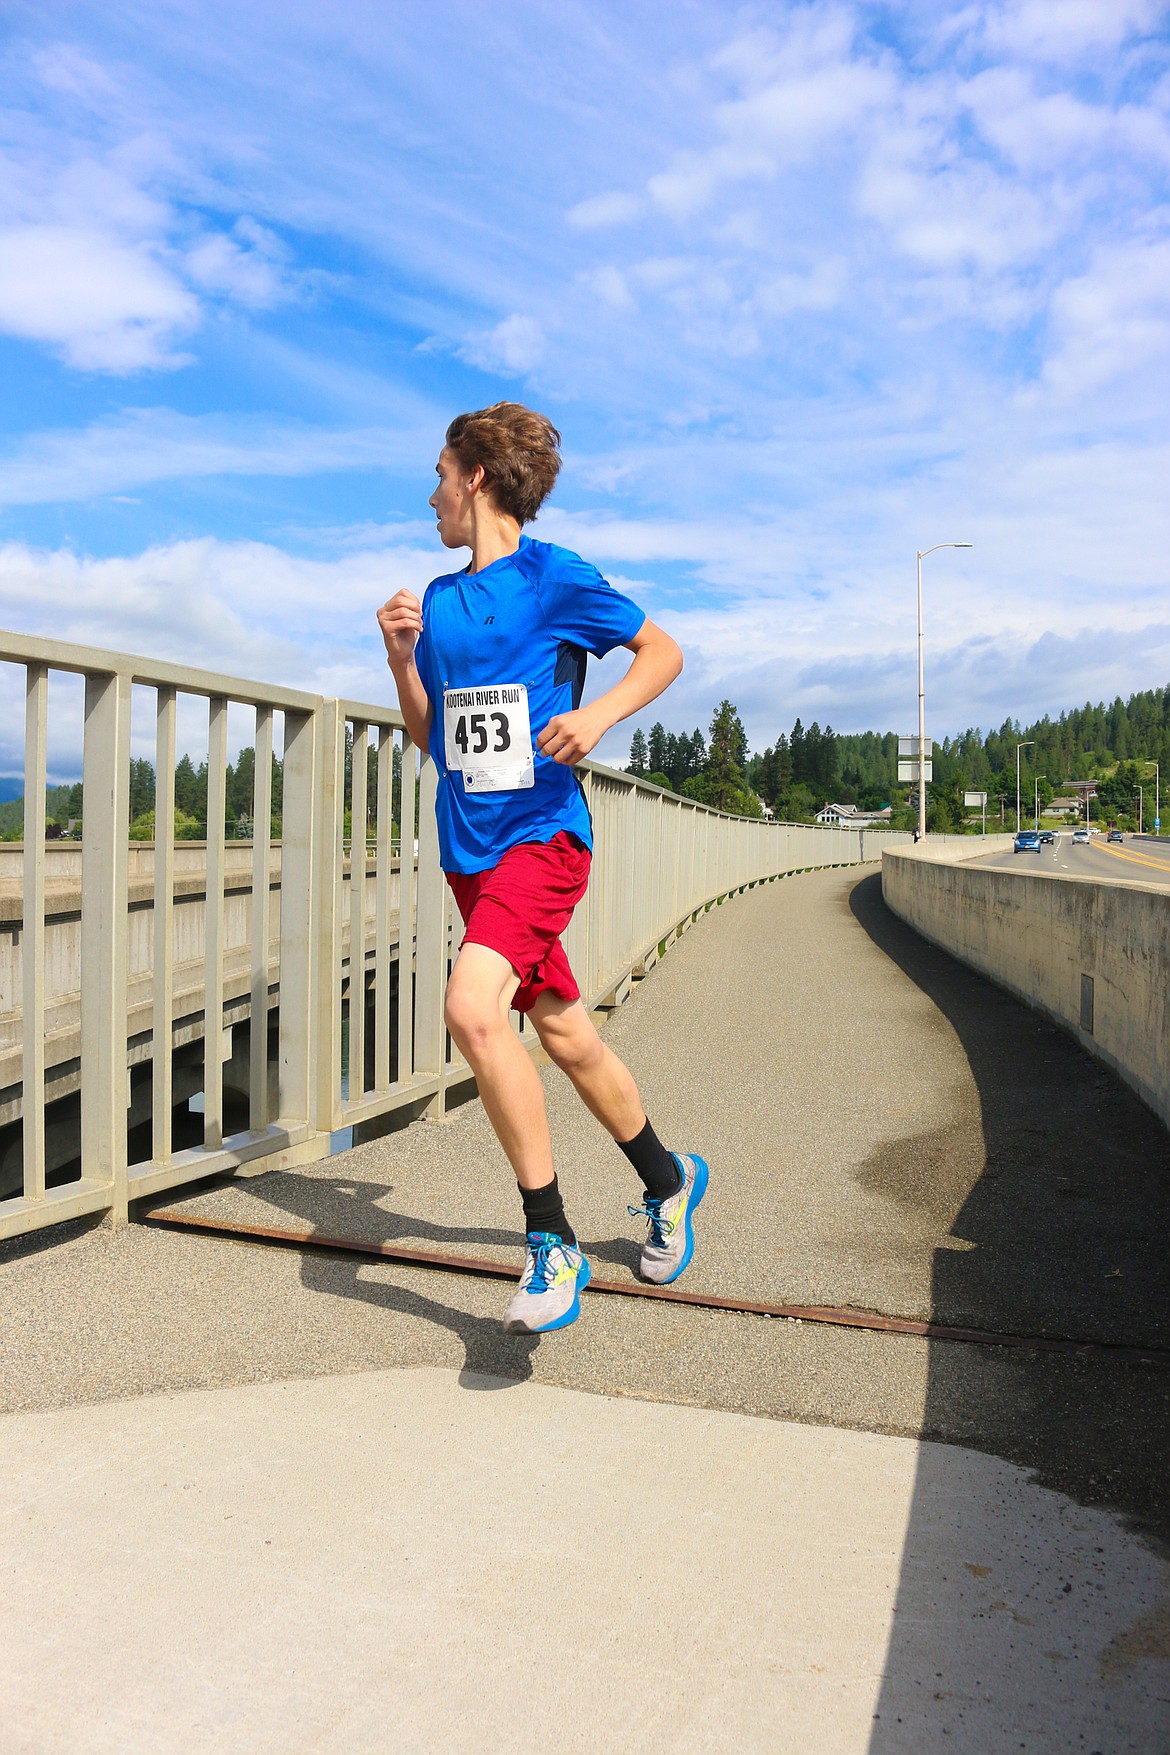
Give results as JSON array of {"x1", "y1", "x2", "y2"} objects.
[{"x1": 413, "y1": 535, "x2": 645, "y2": 873}]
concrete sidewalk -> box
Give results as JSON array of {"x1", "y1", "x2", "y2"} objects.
[{"x1": 5, "y1": 1365, "x2": 1167, "y2": 1755}]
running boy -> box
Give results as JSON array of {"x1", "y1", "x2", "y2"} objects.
[{"x1": 376, "y1": 402, "x2": 708, "y2": 1334}]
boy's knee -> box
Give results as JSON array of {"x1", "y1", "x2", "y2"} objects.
[
  {"x1": 444, "y1": 982, "x2": 495, "y2": 1050},
  {"x1": 538, "y1": 1017, "x2": 603, "y2": 1076}
]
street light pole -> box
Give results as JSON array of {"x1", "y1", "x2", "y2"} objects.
[
  {"x1": 916, "y1": 541, "x2": 973, "y2": 839},
  {"x1": 1034, "y1": 774, "x2": 1045, "y2": 831},
  {"x1": 1135, "y1": 787, "x2": 1144, "y2": 834},
  {"x1": 1016, "y1": 740, "x2": 1034, "y2": 833}
]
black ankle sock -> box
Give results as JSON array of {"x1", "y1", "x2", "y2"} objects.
[
  {"x1": 519, "y1": 1175, "x2": 576, "y2": 1247},
  {"x1": 617, "y1": 1118, "x2": 682, "y2": 1200}
]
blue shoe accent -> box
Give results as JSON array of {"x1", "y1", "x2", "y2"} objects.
[
  {"x1": 503, "y1": 1232, "x2": 591, "y2": 1334},
  {"x1": 663, "y1": 1152, "x2": 708, "y2": 1283},
  {"x1": 531, "y1": 1252, "x2": 591, "y2": 1332},
  {"x1": 630, "y1": 1153, "x2": 709, "y2": 1286}
]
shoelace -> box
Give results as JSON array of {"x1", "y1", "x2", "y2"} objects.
[
  {"x1": 627, "y1": 1198, "x2": 676, "y2": 1249},
  {"x1": 524, "y1": 1233, "x2": 564, "y2": 1293}
]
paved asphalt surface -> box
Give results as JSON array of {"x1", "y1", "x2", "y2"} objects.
[
  {"x1": 969, "y1": 832, "x2": 1170, "y2": 888},
  {"x1": 4, "y1": 860, "x2": 1170, "y2": 1752},
  {"x1": 3, "y1": 863, "x2": 1167, "y2": 1557}
]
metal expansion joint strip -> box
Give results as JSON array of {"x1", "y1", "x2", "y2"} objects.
[{"x1": 138, "y1": 1207, "x2": 1168, "y2": 1365}]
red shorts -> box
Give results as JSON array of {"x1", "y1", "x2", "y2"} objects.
[{"x1": 446, "y1": 831, "x2": 591, "y2": 1015}]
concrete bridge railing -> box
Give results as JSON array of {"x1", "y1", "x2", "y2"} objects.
[
  {"x1": 2, "y1": 624, "x2": 912, "y2": 1241},
  {"x1": 882, "y1": 840, "x2": 1170, "y2": 1134}
]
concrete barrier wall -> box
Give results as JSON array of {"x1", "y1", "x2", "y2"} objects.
[{"x1": 882, "y1": 840, "x2": 1170, "y2": 1133}]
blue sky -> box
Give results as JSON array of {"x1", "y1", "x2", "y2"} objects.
[{"x1": 1, "y1": 0, "x2": 1168, "y2": 775}]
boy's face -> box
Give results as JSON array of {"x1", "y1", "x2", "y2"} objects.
[{"x1": 429, "y1": 447, "x2": 476, "y2": 549}]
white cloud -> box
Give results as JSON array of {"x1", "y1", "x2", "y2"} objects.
[
  {"x1": 0, "y1": 531, "x2": 435, "y2": 716},
  {"x1": 0, "y1": 89, "x2": 303, "y2": 373},
  {"x1": 0, "y1": 408, "x2": 435, "y2": 506},
  {"x1": 977, "y1": 0, "x2": 1169, "y2": 63},
  {"x1": 0, "y1": 224, "x2": 198, "y2": 371},
  {"x1": 567, "y1": 191, "x2": 644, "y2": 229},
  {"x1": 1042, "y1": 238, "x2": 1170, "y2": 394},
  {"x1": 184, "y1": 218, "x2": 290, "y2": 308},
  {"x1": 459, "y1": 313, "x2": 545, "y2": 374}
]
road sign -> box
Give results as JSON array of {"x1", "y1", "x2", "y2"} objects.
[
  {"x1": 898, "y1": 736, "x2": 933, "y2": 757},
  {"x1": 898, "y1": 760, "x2": 933, "y2": 782},
  {"x1": 964, "y1": 791, "x2": 987, "y2": 807}
]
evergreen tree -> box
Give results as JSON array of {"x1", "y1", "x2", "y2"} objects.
[
  {"x1": 128, "y1": 757, "x2": 155, "y2": 822},
  {"x1": 647, "y1": 722, "x2": 668, "y2": 774},
  {"x1": 229, "y1": 746, "x2": 256, "y2": 824},
  {"x1": 705, "y1": 700, "x2": 748, "y2": 811},
  {"x1": 628, "y1": 729, "x2": 648, "y2": 774},
  {"x1": 790, "y1": 718, "x2": 806, "y2": 784},
  {"x1": 174, "y1": 754, "x2": 200, "y2": 817}
]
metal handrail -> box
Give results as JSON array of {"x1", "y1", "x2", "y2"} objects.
[{"x1": 0, "y1": 627, "x2": 910, "y2": 1239}]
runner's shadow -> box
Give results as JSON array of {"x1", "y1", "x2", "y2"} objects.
[
  {"x1": 579, "y1": 1235, "x2": 642, "y2": 1275},
  {"x1": 298, "y1": 1244, "x2": 540, "y2": 1385},
  {"x1": 229, "y1": 1169, "x2": 522, "y2": 1253},
  {"x1": 214, "y1": 1167, "x2": 539, "y2": 1383}
]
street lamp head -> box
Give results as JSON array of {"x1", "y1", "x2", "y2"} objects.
[{"x1": 955, "y1": 542, "x2": 973, "y2": 548}]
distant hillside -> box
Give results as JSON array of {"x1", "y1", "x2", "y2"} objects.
[{"x1": 0, "y1": 777, "x2": 25, "y2": 805}]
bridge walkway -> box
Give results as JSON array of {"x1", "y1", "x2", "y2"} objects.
[{"x1": 2, "y1": 866, "x2": 1168, "y2": 1752}]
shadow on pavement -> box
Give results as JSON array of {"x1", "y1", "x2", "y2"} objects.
[
  {"x1": 230, "y1": 1169, "x2": 544, "y2": 1384},
  {"x1": 848, "y1": 873, "x2": 1170, "y2": 1349},
  {"x1": 848, "y1": 871, "x2": 1170, "y2": 1752}
]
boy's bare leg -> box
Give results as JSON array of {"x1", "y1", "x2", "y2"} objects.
[
  {"x1": 526, "y1": 992, "x2": 645, "y2": 1142},
  {"x1": 443, "y1": 943, "x2": 555, "y2": 1189}
]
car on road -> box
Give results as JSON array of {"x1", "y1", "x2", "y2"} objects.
[
  {"x1": 1072, "y1": 828, "x2": 1090, "y2": 845},
  {"x1": 1038, "y1": 830, "x2": 1056, "y2": 844},
  {"x1": 1107, "y1": 829, "x2": 1124, "y2": 843},
  {"x1": 1013, "y1": 830, "x2": 1043, "y2": 852}
]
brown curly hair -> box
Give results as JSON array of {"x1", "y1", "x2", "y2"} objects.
[{"x1": 444, "y1": 402, "x2": 562, "y2": 526}]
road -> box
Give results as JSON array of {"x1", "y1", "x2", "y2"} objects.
[
  {"x1": 968, "y1": 830, "x2": 1170, "y2": 888},
  {"x1": 3, "y1": 864, "x2": 1168, "y2": 1753}
]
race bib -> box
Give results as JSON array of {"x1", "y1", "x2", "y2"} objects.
[{"x1": 443, "y1": 684, "x2": 534, "y2": 792}]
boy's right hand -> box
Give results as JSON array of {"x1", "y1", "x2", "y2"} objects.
[{"x1": 377, "y1": 590, "x2": 424, "y2": 666}]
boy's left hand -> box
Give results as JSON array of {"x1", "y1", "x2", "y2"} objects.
[{"x1": 537, "y1": 704, "x2": 610, "y2": 765}]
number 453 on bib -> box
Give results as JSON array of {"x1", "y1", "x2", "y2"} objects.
[{"x1": 442, "y1": 684, "x2": 535, "y2": 792}]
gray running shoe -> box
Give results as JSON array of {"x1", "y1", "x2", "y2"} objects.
[
  {"x1": 629, "y1": 1153, "x2": 709, "y2": 1285},
  {"x1": 503, "y1": 1232, "x2": 591, "y2": 1333}
]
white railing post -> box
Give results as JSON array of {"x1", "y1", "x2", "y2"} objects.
[
  {"x1": 204, "y1": 696, "x2": 228, "y2": 1151},
  {"x1": 249, "y1": 705, "x2": 274, "y2": 1131},
  {"x1": 413, "y1": 757, "x2": 447, "y2": 1114},
  {"x1": 151, "y1": 687, "x2": 177, "y2": 1165},
  {"x1": 277, "y1": 708, "x2": 317, "y2": 1133},
  {"x1": 372, "y1": 726, "x2": 394, "y2": 1094},
  {"x1": 22, "y1": 665, "x2": 48, "y2": 1202},
  {"x1": 396, "y1": 735, "x2": 418, "y2": 1086},
  {"x1": 348, "y1": 720, "x2": 369, "y2": 1107},
  {"x1": 80, "y1": 670, "x2": 131, "y2": 1224},
  {"x1": 313, "y1": 699, "x2": 345, "y2": 1133}
]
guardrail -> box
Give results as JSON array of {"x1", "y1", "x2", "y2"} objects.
[
  {"x1": 882, "y1": 840, "x2": 1170, "y2": 1135},
  {"x1": 1, "y1": 626, "x2": 911, "y2": 1240}
]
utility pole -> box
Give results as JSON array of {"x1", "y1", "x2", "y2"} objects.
[
  {"x1": 1153, "y1": 761, "x2": 1161, "y2": 836},
  {"x1": 915, "y1": 542, "x2": 972, "y2": 838}
]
